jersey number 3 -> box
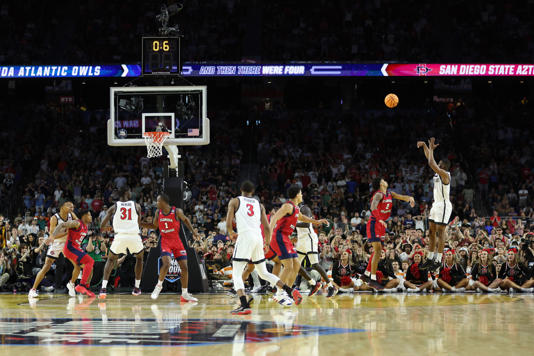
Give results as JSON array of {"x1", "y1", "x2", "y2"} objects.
[
  {"x1": 120, "y1": 207, "x2": 132, "y2": 220},
  {"x1": 246, "y1": 204, "x2": 254, "y2": 216}
]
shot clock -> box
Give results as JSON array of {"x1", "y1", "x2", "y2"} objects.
[{"x1": 142, "y1": 37, "x2": 181, "y2": 75}]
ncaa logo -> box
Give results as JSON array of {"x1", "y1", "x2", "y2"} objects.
[
  {"x1": 415, "y1": 64, "x2": 431, "y2": 76},
  {"x1": 158, "y1": 256, "x2": 181, "y2": 283}
]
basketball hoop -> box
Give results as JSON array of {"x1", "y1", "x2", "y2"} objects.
[{"x1": 143, "y1": 132, "x2": 170, "y2": 158}]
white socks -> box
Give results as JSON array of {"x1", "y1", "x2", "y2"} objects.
[
  {"x1": 182, "y1": 288, "x2": 188, "y2": 295},
  {"x1": 156, "y1": 280, "x2": 163, "y2": 287},
  {"x1": 308, "y1": 279, "x2": 316, "y2": 286},
  {"x1": 135, "y1": 280, "x2": 141, "y2": 288},
  {"x1": 371, "y1": 274, "x2": 377, "y2": 281},
  {"x1": 102, "y1": 280, "x2": 108, "y2": 289}
]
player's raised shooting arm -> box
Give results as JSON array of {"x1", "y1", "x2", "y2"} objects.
[
  {"x1": 226, "y1": 198, "x2": 238, "y2": 238},
  {"x1": 269, "y1": 203, "x2": 292, "y2": 233},
  {"x1": 370, "y1": 192, "x2": 384, "y2": 211},
  {"x1": 176, "y1": 208, "x2": 195, "y2": 233},
  {"x1": 140, "y1": 209, "x2": 159, "y2": 229},
  {"x1": 260, "y1": 204, "x2": 271, "y2": 244},
  {"x1": 52, "y1": 220, "x2": 80, "y2": 239},
  {"x1": 428, "y1": 138, "x2": 450, "y2": 184},
  {"x1": 417, "y1": 141, "x2": 430, "y2": 160},
  {"x1": 100, "y1": 205, "x2": 116, "y2": 231}
]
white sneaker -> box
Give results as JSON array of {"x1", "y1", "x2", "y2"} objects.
[
  {"x1": 180, "y1": 292, "x2": 198, "y2": 303},
  {"x1": 28, "y1": 289, "x2": 39, "y2": 298},
  {"x1": 274, "y1": 291, "x2": 293, "y2": 306},
  {"x1": 67, "y1": 282, "x2": 76, "y2": 297},
  {"x1": 151, "y1": 284, "x2": 163, "y2": 300}
]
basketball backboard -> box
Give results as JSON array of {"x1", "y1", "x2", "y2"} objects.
[{"x1": 107, "y1": 86, "x2": 209, "y2": 146}]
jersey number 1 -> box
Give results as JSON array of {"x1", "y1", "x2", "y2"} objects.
[
  {"x1": 246, "y1": 204, "x2": 254, "y2": 216},
  {"x1": 120, "y1": 207, "x2": 132, "y2": 220}
]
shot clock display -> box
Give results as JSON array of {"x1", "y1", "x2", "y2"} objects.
[{"x1": 142, "y1": 37, "x2": 180, "y2": 75}]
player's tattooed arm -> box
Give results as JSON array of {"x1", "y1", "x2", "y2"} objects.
[
  {"x1": 52, "y1": 220, "x2": 81, "y2": 239},
  {"x1": 370, "y1": 192, "x2": 384, "y2": 211}
]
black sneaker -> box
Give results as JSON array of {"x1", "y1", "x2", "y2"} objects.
[
  {"x1": 419, "y1": 258, "x2": 435, "y2": 270},
  {"x1": 231, "y1": 305, "x2": 252, "y2": 315},
  {"x1": 326, "y1": 286, "x2": 337, "y2": 298},
  {"x1": 369, "y1": 279, "x2": 384, "y2": 290}
]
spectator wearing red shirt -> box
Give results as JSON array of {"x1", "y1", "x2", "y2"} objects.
[{"x1": 490, "y1": 210, "x2": 501, "y2": 227}]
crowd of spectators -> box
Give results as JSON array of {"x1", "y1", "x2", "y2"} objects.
[
  {"x1": 0, "y1": 85, "x2": 533, "y2": 294},
  {"x1": 2, "y1": 1, "x2": 534, "y2": 65}
]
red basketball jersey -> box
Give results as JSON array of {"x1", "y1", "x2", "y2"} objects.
[
  {"x1": 371, "y1": 190, "x2": 393, "y2": 221},
  {"x1": 274, "y1": 201, "x2": 300, "y2": 236},
  {"x1": 67, "y1": 220, "x2": 88, "y2": 248},
  {"x1": 159, "y1": 206, "x2": 181, "y2": 240}
]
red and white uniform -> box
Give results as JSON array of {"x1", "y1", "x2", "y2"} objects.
[
  {"x1": 233, "y1": 196, "x2": 266, "y2": 263},
  {"x1": 63, "y1": 220, "x2": 90, "y2": 264},
  {"x1": 366, "y1": 190, "x2": 392, "y2": 243},
  {"x1": 159, "y1": 206, "x2": 187, "y2": 260},
  {"x1": 267, "y1": 201, "x2": 299, "y2": 260}
]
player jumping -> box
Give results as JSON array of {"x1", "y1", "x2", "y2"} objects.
[
  {"x1": 226, "y1": 181, "x2": 304, "y2": 314},
  {"x1": 417, "y1": 138, "x2": 453, "y2": 271},
  {"x1": 141, "y1": 193, "x2": 199, "y2": 302},
  {"x1": 365, "y1": 178, "x2": 415, "y2": 289},
  {"x1": 99, "y1": 186, "x2": 144, "y2": 298}
]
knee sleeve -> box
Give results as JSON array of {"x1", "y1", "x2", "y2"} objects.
[
  {"x1": 255, "y1": 262, "x2": 280, "y2": 287},
  {"x1": 232, "y1": 261, "x2": 247, "y2": 292}
]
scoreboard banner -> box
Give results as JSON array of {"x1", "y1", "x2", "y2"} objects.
[{"x1": 2, "y1": 63, "x2": 534, "y2": 78}]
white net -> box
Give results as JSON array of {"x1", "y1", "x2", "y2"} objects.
[{"x1": 143, "y1": 132, "x2": 170, "y2": 158}]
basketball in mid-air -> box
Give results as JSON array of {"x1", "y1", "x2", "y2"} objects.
[{"x1": 385, "y1": 93, "x2": 399, "y2": 108}]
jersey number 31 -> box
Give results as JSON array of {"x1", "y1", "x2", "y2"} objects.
[{"x1": 120, "y1": 207, "x2": 132, "y2": 220}]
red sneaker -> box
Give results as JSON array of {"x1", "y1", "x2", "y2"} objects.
[
  {"x1": 75, "y1": 284, "x2": 95, "y2": 298},
  {"x1": 291, "y1": 289, "x2": 302, "y2": 305},
  {"x1": 309, "y1": 282, "x2": 322, "y2": 296}
]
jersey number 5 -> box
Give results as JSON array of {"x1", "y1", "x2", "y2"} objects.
[
  {"x1": 120, "y1": 207, "x2": 132, "y2": 220},
  {"x1": 246, "y1": 204, "x2": 254, "y2": 216}
]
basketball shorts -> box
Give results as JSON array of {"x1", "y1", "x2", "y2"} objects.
[
  {"x1": 232, "y1": 232, "x2": 266, "y2": 264},
  {"x1": 429, "y1": 201, "x2": 453, "y2": 225},
  {"x1": 161, "y1": 237, "x2": 187, "y2": 260},
  {"x1": 47, "y1": 239, "x2": 66, "y2": 259},
  {"x1": 63, "y1": 241, "x2": 89, "y2": 265},
  {"x1": 366, "y1": 218, "x2": 385, "y2": 244},
  {"x1": 110, "y1": 233, "x2": 144, "y2": 255},
  {"x1": 296, "y1": 227, "x2": 319, "y2": 265},
  {"x1": 269, "y1": 230, "x2": 298, "y2": 260}
]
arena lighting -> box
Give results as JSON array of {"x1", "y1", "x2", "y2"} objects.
[{"x1": 2, "y1": 63, "x2": 534, "y2": 78}]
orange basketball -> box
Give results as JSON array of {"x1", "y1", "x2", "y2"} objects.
[{"x1": 384, "y1": 93, "x2": 399, "y2": 108}]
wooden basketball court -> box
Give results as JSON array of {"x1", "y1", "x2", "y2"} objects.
[{"x1": 0, "y1": 292, "x2": 531, "y2": 355}]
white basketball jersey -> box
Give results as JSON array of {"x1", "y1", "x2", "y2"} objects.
[
  {"x1": 296, "y1": 223, "x2": 313, "y2": 238},
  {"x1": 433, "y1": 172, "x2": 451, "y2": 203},
  {"x1": 53, "y1": 212, "x2": 73, "y2": 241},
  {"x1": 112, "y1": 201, "x2": 140, "y2": 234},
  {"x1": 235, "y1": 196, "x2": 261, "y2": 235}
]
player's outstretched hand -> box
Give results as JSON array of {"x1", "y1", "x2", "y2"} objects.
[
  {"x1": 416, "y1": 141, "x2": 427, "y2": 149},
  {"x1": 316, "y1": 219, "x2": 329, "y2": 226},
  {"x1": 408, "y1": 197, "x2": 416, "y2": 208},
  {"x1": 101, "y1": 226, "x2": 113, "y2": 233},
  {"x1": 428, "y1": 137, "x2": 439, "y2": 150}
]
